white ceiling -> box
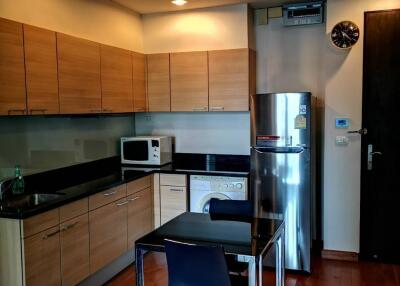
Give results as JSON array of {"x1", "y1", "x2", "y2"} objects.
[{"x1": 112, "y1": 0, "x2": 302, "y2": 15}]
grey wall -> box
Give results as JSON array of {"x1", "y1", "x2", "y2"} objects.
[
  {"x1": 135, "y1": 112, "x2": 250, "y2": 155},
  {"x1": 0, "y1": 115, "x2": 134, "y2": 180}
]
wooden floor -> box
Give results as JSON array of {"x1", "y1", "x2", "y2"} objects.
[{"x1": 106, "y1": 252, "x2": 400, "y2": 286}]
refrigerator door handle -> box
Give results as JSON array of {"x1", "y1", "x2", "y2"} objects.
[{"x1": 252, "y1": 146, "x2": 305, "y2": 154}]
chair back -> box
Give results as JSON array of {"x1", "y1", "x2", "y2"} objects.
[
  {"x1": 209, "y1": 198, "x2": 254, "y2": 217},
  {"x1": 164, "y1": 239, "x2": 232, "y2": 286}
]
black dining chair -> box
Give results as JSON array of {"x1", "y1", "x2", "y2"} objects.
[
  {"x1": 209, "y1": 198, "x2": 254, "y2": 276},
  {"x1": 209, "y1": 198, "x2": 254, "y2": 217},
  {"x1": 164, "y1": 239, "x2": 246, "y2": 286}
]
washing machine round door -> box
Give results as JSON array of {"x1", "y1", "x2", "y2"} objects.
[{"x1": 199, "y1": 193, "x2": 231, "y2": 214}]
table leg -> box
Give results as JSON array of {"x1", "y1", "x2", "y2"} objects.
[
  {"x1": 247, "y1": 256, "x2": 256, "y2": 286},
  {"x1": 135, "y1": 247, "x2": 145, "y2": 286},
  {"x1": 275, "y1": 228, "x2": 285, "y2": 286}
]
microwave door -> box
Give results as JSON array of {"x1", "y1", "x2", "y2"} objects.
[{"x1": 123, "y1": 140, "x2": 149, "y2": 162}]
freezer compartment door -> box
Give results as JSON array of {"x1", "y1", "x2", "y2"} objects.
[
  {"x1": 250, "y1": 148, "x2": 311, "y2": 272},
  {"x1": 250, "y1": 92, "x2": 311, "y2": 148}
]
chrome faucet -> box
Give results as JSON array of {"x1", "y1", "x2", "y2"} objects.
[{"x1": 0, "y1": 178, "x2": 13, "y2": 201}]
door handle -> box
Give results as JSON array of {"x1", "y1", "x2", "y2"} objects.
[
  {"x1": 368, "y1": 144, "x2": 382, "y2": 170},
  {"x1": 348, "y1": 128, "x2": 368, "y2": 135}
]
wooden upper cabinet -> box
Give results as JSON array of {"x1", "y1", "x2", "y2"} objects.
[
  {"x1": 170, "y1": 51, "x2": 208, "y2": 112},
  {"x1": 208, "y1": 48, "x2": 253, "y2": 112},
  {"x1": 132, "y1": 52, "x2": 147, "y2": 112},
  {"x1": 0, "y1": 18, "x2": 26, "y2": 116},
  {"x1": 57, "y1": 33, "x2": 101, "y2": 114},
  {"x1": 147, "y1": 53, "x2": 171, "y2": 112},
  {"x1": 100, "y1": 45, "x2": 133, "y2": 113},
  {"x1": 24, "y1": 25, "x2": 59, "y2": 115}
]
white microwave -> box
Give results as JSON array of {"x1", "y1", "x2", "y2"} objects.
[{"x1": 121, "y1": 136, "x2": 172, "y2": 166}]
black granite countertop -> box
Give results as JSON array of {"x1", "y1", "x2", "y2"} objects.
[{"x1": 0, "y1": 153, "x2": 250, "y2": 219}]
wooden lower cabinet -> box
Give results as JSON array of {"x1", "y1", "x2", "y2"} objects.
[
  {"x1": 60, "y1": 214, "x2": 90, "y2": 286},
  {"x1": 24, "y1": 226, "x2": 61, "y2": 286},
  {"x1": 127, "y1": 188, "x2": 153, "y2": 249},
  {"x1": 160, "y1": 185, "x2": 187, "y2": 225},
  {"x1": 89, "y1": 198, "x2": 128, "y2": 273}
]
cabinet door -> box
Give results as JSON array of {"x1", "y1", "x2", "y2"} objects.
[
  {"x1": 171, "y1": 51, "x2": 208, "y2": 112},
  {"x1": 160, "y1": 186, "x2": 187, "y2": 225},
  {"x1": 208, "y1": 49, "x2": 250, "y2": 111},
  {"x1": 57, "y1": 33, "x2": 101, "y2": 114},
  {"x1": 24, "y1": 226, "x2": 61, "y2": 286},
  {"x1": 89, "y1": 198, "x2": 128, "y2": 273},
  {"x1": 60, "y1": 214, "x2": 89, "y2": 286},
  {"x1": 0, "y1": 18, "x2": 26, "y2": 116},
  {"x1": 147, "y1": 53, "x2": 170, "y2": 112},
  {"x1": 132, "y1": 52, "x2": 147, "y2": 112},
  {"x1": 127, "y1": 188, "x2": 153, "y2": 249},
  {"x1": 101, "y1": 45, "x2": 133, "y2": 113},
  {"x1": 24, "y1": 24, "x2": 59, "y2": 115}
]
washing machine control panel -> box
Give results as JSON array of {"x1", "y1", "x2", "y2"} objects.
[{"x1": 190, "y1": 175, "x2": 247, "y2": 192}]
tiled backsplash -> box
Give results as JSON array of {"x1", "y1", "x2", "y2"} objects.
[{"x1": 0, "y1": 115, "x2": 134, "y2": 180}]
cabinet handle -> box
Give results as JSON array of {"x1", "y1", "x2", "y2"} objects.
[
  {"x1": 30, "y1": 109, "x2": 47, "y2": 114},
  {"x1": 169, "y1": 188, "x2": 184, "y2": 192},
  {"x1": 61, "y1": 221, "x2": 79, "y2": 232},
  {"x1": 192, "y1": 107, "x2": 207, "y2": 111},
  {"x1": 103, "y1": 191, "x2": 117, "y2": 197},
  {"x1": 116, "y1": 200, "x2": 129, "y2": 206},
  {"x1": 128, "y1": 196, "x2": 141, "y2": 202},
  {"x1": 135, "y1": 107, "x2": 146, "y2": 112},
  {"x1": 210, "y1": 106, "x2": 224, "y2": 111},
  {"x1": 42, "y1": 229, "x2": 60, "y2": 240},
  {"x1": 102, "y1": 109, "x2": 113, "y2": 112},
  {"x1": 8, "y1": 109, "x2": 26, "y2": 115},
  {"x1": 90, "y1": 109, "x2": 102, "y2": 113}
]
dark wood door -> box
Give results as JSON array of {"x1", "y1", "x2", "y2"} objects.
[{"x1": 360, "y1": 9, "x2": 400, "y2": 263}]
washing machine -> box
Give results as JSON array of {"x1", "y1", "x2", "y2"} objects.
[{"x1": 190, "y1": 175, "x2": 248, "y2": 213}]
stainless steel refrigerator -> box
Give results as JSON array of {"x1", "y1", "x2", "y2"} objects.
[{"x1": 250, "y1": 92, "x2": 313, "y2": 273}]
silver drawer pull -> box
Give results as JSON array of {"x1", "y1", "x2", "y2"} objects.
[
  {"x1": 90, "y1": 109, "x2": 102, "y2": 113},
  {"x1": 42, "y1": 229, "x2": 60, "y2": 240},
  {"x1": 116, "y1": 200, "x2": 129, "y2": 206},
  {"x1": 210, "y1": 106, "x2": 224, "y2": 111},
  {"x1": 30, "y1": 109, "x2": 47, "y2": 114},
  {"x1": 128, "y1": 196, "x2": 141, "y2": 202},
  {"x1": 8, "y1": 109, "x2": 26, "y2": 115},
  {"x1": 135, "y1": 107, "x2": 146, "y2": 112},
  {"x1": 170, "y1": 188, "x2": 184, "y2": 192},
  {"x1": 192, "y1": 107, "x2": 207, "y2": 111},
  {"x1": 61, "y1": 221, "x2": 79, "y2": 232},
  {"x1": 103, "y1": 191, "x2": 117, "y2": 197}
]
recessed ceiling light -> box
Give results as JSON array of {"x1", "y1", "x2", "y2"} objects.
[{"x1": 171, "y1": 0, "x2": 187, "y2": 6}]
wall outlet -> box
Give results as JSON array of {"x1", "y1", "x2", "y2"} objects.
[
  {"x1": 144, "y1": 115, "x2": 152, "y2": 121},
  {"x1": 335, "y1": 136, "x2": 349, "y2": 146}
]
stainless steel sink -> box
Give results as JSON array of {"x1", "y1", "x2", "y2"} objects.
[{"x1": 5, "y1": 193, "x2": 64, "y2": 208}]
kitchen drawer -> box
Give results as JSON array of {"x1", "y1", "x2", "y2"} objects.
[
  {"x1": 23, "y1": 208, "x2": 60, "y2": 238},
  {"x1": 127, "y1": 175, "x2": 151, "y2": 196},
  {"x1": 89, "y1": 184, "x2": 126, "y2": 211},
  {"x1": 59, "y1": 198, "x2": 88, "y2": 223},
  {"x1": 160, "y1": 174, "x2": 187, "y2": 187}
]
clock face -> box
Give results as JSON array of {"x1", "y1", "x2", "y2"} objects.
[{"x1": 331, "y1": 21, "x2": 360, "y2": 49}]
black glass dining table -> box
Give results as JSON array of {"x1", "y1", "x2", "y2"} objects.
[{"x1": 135, "y1": 212, "x2": 285, "y2": 286}]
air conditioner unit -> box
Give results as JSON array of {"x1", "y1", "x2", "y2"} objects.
[{"x1": 283, "y1": 1, "x2": 324, "y2": 26}]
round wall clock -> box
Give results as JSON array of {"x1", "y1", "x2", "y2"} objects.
[{"x1": 331, "y1": 21, "x2": 360, "y2": 49}]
